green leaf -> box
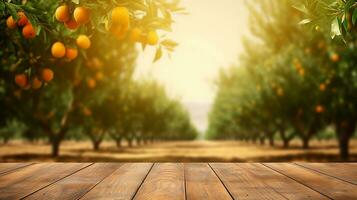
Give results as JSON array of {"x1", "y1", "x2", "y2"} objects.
[
  {"x1": 153, "y1": 46, "x2": 162, "y2": 62},
  {"x1": 71, "y1": 0, "x2": 80, "y2": 4},
  {"x1": 331, "y1": 17, "x2": 341, "y2": 39},
  {"x1": 298, "y1": 18, "x2": 312, "y2": 25},
  {"x1": 352, "y1": 9, "x2": 357, "y2": 25}
]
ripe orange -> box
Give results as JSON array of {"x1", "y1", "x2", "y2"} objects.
[
  {"x1": 92, "y1": 57, "x2": 103, "y2": 69},
  {"x1": 83, "y1": 107, "x2": 92, "y2": 116},
  {"x1": 6, "y1": 16, "x2": 17, "y2": 29},
  {"x1": 73, "y1": 7, "x2": 90, "y2": 24},
  {"x1": 64, "y1": 18, "x2": 79, "y2": 30},
  {"x1": 55, "y1": 5, "x2": 70, "y2": 22},
  {"x1": 112, "y1": 26, "x2": 128, "y2": 40},
  {"x1": 319, "y1": 83, "x2": 326, "y2": 91},
  {"x1": 22, "y1": 24, "x2": 36, "y2": 39},
  {"x1": 51, "y1": 42, "x2": 66, "y2": 58},
  {"x1": 130, "y1": 28, "x2": 142, "y2": 42},
  {"x1": 315, "y1": 105, "x2": 325, "y2": 113},
  {"x1": 139, "y1": 34, "x2": 147, "y2": 45},
  {"x1": 111, "y1": 7, "x2": 129, "y2": 26},
  {"x1": 87, "y1": 78, "x2": 96, "y2": 89},
  {"x1": 17, "y1": 12, "x2": 28, "y2": 26},
  {"x1": 330, "y1": 53, "x2": 340, "y2": 62},
  {"x1": 95, "y1": 71, "x2": 104, "y2": 81},
  {"x1": 277, "y1": 87, "x2": 284, "y2": 97},
  {"x1": 298, "y1": 68, "x2": 305, "y2": 76},
  {"x1": 65, "y1": 47, "x2": 78, "y2": 60},
  {"x1": 42, "y1": 68, "x2": 54, "y2": 82},
  {"x1": 32, "y1": 77, "x2": 43, "y2": 89},
  {"x1": 147, "y1": 31, "x2": 159, "y2": 45},
  {"x1": 76, "y1": 35, "x2": 91, "y2": 49},
  {"x1": 15, "y1": 74, "x2": 28, "y2": 88}
]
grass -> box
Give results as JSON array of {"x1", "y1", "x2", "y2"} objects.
[{"x1": 1, "y1": 139, "x2": 357, "y2": 162}]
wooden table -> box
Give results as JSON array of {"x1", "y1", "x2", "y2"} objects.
[{"x1": 0, "y1": 163, "x2": 356, "y2": 200}]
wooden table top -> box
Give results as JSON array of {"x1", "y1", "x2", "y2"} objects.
[{"x1": 0, "y1": 163, "x2": 356, "y2": 200}]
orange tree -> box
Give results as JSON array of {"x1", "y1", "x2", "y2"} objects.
[
  {"x1": 208, "y1": 0, "x2": 357, "y2": 159},
  {"x1": 297, "y1": 0, "x2": 357, "y2": 158},
  {"x1": 0, "y1": 0, "x2": 183, "y2": 156},
  {"x1": 107, "y1": 79, "x2": 197, "y2": 148}
]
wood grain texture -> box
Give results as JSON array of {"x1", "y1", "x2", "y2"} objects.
[
  {"x1": 24, "y1": 163, "x2": 120, "y2": 200},
  {"x1": 296, "y1": 163, "x2": 357, "y2": 185},
  {"x1": 0, "y1": 163, "x2": 32, "y2": 176},
  {"x1": 265, "y1": 163, "x2": 357, "y2": 200},
  {"x1": 0, "y1": 163, "x2": 90, "y2": 200},
  {"x1": 185, "y1": 163, "x2": 232, "y2": 200},
  {"x1": 236, "y1": 163, "x2": 328, "y2": 200},
  {"x1": 81, "y1": 163, "x2": 153, "y2": 200},
  {"x1": 210, "y1": 163, "x2": 286, "y2": 200},
  {"x1": 134, "y1": 163, "x2": 185, "y2": 200}
]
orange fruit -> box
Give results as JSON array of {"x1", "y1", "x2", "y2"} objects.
[
  {"x1": 319, "y1": 83, "x2": 326, "y2": 91},
  {"x1": 95, "y1": 72, "x2": 104, "y2": 81},
  {"x1": 298, "y1": 68, "x2": 305, "y2": 76},
  {"x1": 130, "y1": 28, "x2": 142, "y2": 42},
  {"x1": 147, "y1": 31, "x2": 159, "y2": 45},
  {"x1": 111, "y1": 7, "x2": 129, "y2": 26},
  {"x1": 315, "y1": 105, "x2": 325, "y2": 113},
  {"x1": 42, "y1": 68, "x2": 54, "y2": 82},
  {"x1": 55, "y1": 5, "x2": 70, "y2": 22},
  {"x1": 277, "y1": 87, "x2": 284, "y2": 97},
  {"x1": 51, "y1": 42, "x2": 66, "y2": 58},
  {"x1": 22, "y1": 24, "x2": 36, "y2": 39},
  {"x1": 112, "y1": 26, "x2": 128, "y2": 40},
  {"x1": 76, "y1": 35, "x2": 91, "y2": 49},
  {"x1": 15, "y1": 74, "x2": 28, "y2": 88},
  {"x1": 87, "y1": 78, "x2": 96, "y2": 89},
  {"x1": 83, "y1": 107, "x2": 92, "y2": 116},
  {"x1": 64, "y1": 18, "x2": 79, "y2": 30},
  {"x1": 17, "y1": 12, "x2": 28, "y2": 26},
  {"x1": 73, "y1": 7, "x2": 90, "y2": 24},
  {"x1": 92, "y1": 57, "x2": 103, "y2": 69},
  {"x1": 330, "y1": 53, "x2": 340, "y2": 62},
  {"x1": 32, "y1": 77, "x2": 43, "y2": 89},
  {"x1": 139, "y1": 34, "x2": 147, "y2": 45},
  {"x1": 6, "y1": 16, "x2": 17, "y2": 29},
  {"x1": 65, "y1": 47, "x2": 78, "y2": 60}
]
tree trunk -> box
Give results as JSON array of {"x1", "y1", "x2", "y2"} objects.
[
  {"x1": 302, "y1": 137, "x2": 310, "y2": 149},
  {"x1": 51, "y1": 138, "x2": 61, "y2": 157},
  {"x1": 116, "y1": 139, "x2": 122, "y2": 148},
  {"x1": 268, "y1": 134, "x2": 275, "y2": 147},
  {"x1": 279, "y1": 127, "x2": 290, "y2": 148},
  {"x1": 137, "y1": 138, "x2": 142, "y2": 146},
  {"x1": 128, "y1": 139, "x2": 133, "y2": 147},
  {"x1": 336, "y1": 121, "x2": 356, "y2": 160},
  {"x1": 338, "y1": 133, "x2": 349, "y2": 160},
  {"x1": 282, "y1": 139, "x2": 290, "y2": 149},
  {"x1": 93, "y1": 140, "x2": 101, "y2": 151},
  {"x1": 259, "y1": 137, "x2": 265, "y2": 145}
]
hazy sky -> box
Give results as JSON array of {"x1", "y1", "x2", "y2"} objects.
[{"x1": 135, "y1": 0, "x2": 249, "y2": 132}]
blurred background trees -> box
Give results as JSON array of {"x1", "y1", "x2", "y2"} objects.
[{"x1": 207, "y1": 0, "x2": 357, "y2": 159}]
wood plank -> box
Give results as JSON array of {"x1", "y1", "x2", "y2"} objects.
[
  {"x1": 0, "y1": 163, "x2": 90, "y2": 200},
  {"x1": 134, "y1": 163, "x2": 185, "y2": 200},
  {"x1": 185, "y1": 163, "x2": 232, "y2": 200},
  {"x1": 296, "y1": 163, "x2": 357, "y2": 185},
  {"x1": 0, "y1": 163, "x2": 32, "y2": 176},
  {"x1": 81, "y1": 163, "x2": 153, "y2": 200},
  {"x1": 236, "y1": 163, "x2": 329, "y2": 200},
  {"x1": 264, "y1": 163, "x2": 357, "y2": 200},
  {"x1": 24, "y1": 163, "x2": 121, "y2": 200},
  {"x1": 210, "y1": 163, "x2": 286, "y2": 200}
]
